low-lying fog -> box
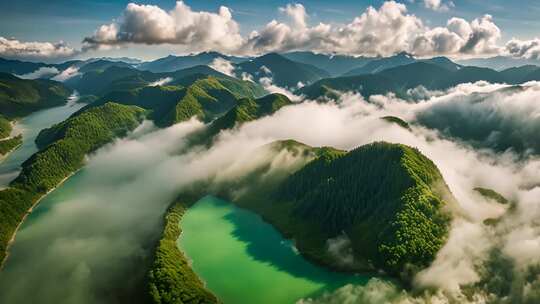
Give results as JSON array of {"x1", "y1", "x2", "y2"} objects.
[{"x1": 2, "y1": 80, "x2": 540, "y2": 303}]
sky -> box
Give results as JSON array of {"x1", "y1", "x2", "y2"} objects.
[{"x1": 2, "y1": 0, "x2": 540, "y2": 62}]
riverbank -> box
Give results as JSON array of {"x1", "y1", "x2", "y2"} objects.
[
  {"x1": 0, "y1": 120, "x2": 22, "y2": 161},
  {"x1": 147, "y1": 200, "x2": 218, "y2": 304},
  {"x1": 0, "y1": 172, "x2": 75, "y2": 270},
  {"x1": 0, "y1": 136, "x2": 23, "y2": 162}
]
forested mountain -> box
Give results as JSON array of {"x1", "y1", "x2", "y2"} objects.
[
  {"x1": 281, "y1": 52, "x2": 374, "y2": 76},
  {"x1": 0, "y1": 73, "x2": 72, "y2": 118},
  {"x1": 300, "y1": 61, "x2": 540, "y2": 99},
  {"x1": 457, "y1": 56, "x2": 540, "y2": 70},
  {"x1": 342, "y1": 53, "x2": 462, "y2": 77},
  {"x1": 138, "y1": 52, "x2": 247, "y2": 73},
  {"x1": 65, "y1": 63, "x2": 265, "y2": 99},
  {"x1": 77, "y1": 75, "x2": 263, "y2": 128},
  {"x1": 204, "y1": 93, "x2": 292, "y2": 138},
  {"x1": 298, "y1": 73, "x2": 395, "y2": 99},
  {"x1": 342, "y1": 52, "x2": 417, "y2": 76},
  {"x1": 0, "y1": 58, "x2": 55, "y2": 75},
  {"x1": 275, "y1": 142, "x2": 453, "y2": 277},
  {"x1": 235, "y1": 53, "x2": 330, "y2": 88}
]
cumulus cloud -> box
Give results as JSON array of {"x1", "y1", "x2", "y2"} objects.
[
  {"x1": 423, "y1": 0, "x2": 454, "y2": 12},
  {"x1": 208, "y1": 57, "x2": 235, "y2": 76},
  {"x1": 0, "y1": 37, "x2": 78, "y2": 62},
  {"x1": 83, "y1": 1, "x2": 506, "y2": 58},
  {"x1": 505, "y1": 38, "x2": 540, "y2": 59},
  {"x1": 16, "y1": 66, "x2": 59, "y2": 79},
  {"x1": 83, "y1": 1, "x2": 243, "y2": 53},
  {"x1": 412, "y1": 15, "x2": 501, "y2": 57}
]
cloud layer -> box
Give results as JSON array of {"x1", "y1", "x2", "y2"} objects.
[{"x1": 2, "y1": 79, "x2": 540, "y2": 303}]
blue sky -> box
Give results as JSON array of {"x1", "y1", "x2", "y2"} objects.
[{"x1": 2, "y1": 0, "x2": 540, "y2": 61}]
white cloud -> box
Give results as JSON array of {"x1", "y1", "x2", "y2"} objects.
[
  {"x1": 16, "y1": 67, "x2": 59, "y2": 79},
  {"x1": 412, "y1": 15, "x2": 501, "y2": 57},
  {"x1": 5, "y1": 80, "x2": 540, "y2": 303},
  {"x1": 423, "y1": 0, "x2": 455, "y2": 12},
  {"x1": 505, "y1": 38, "x2": 540, "y2": 59},
  {"x1": 83, "y1": 1, "x2": 503, "y2": 59},
  {"x1": 208, "y1": 57, "x2": 235, "y2": 76},
  {"x1": 83, "y1": 1, "x2": 243, "y2": 53},
  {"x1": 147, "y1": 77, "x2": 173, "y2": 87},
  {"x1": 0, "y1": 37, "x2": 78, "y2": 61},
  {"x1": 258, "y1": 76, "x2": 302, "y2": 101},
  {"x1": 51, "y1": 66, "x2": 81, "y2": 82}
]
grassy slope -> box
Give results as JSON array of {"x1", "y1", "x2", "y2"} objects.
[
  {"x1": 147, "y1": 202, "x2": 218, "y2": 304},
  {"x1": 0, "y1": 102, "x2": 145, "y2": 263},
  {"x1": 0, "y1": 73, "x2": 72, "y2": 118}
]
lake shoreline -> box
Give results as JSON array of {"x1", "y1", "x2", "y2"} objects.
[
  {"x1": 174, "y1": 195, "x2": 374, "y2": 304},
  {"x1": 0, "y1": 171, "x2": 76, "y2": 270}
]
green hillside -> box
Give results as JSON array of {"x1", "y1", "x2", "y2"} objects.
[
  {"x1": 0, "y1": 73, "x2": 72, "y2": 118},
  {"x1": 204, "y1": 93, "x2": 292, "y2": 139},
  {"x1": 281, "y1": 52, "x2": 373, "y2": 76},
  {"x1": 300, "y1": 61, "x2": 511, "y2": 99},
  {"x1": 147, "y1": 202, "x2": 218, "y2": 304},
  {"x1": 277, "y1": 142, "x2": 452, "y2": 277},
  {"x1": 0, "y1": 135, "x2": 22, "y2": 156},
  {"x1": 298, "y1": 74, "x2": 395, "y2": 99},
  {"x1": 0, "y1": 102, "x2": 145, "y2": 263},
  {"x1": 0, "y1": 114, "x2": 11, "y2": 138},
  {"x1": 236, "y1": 53, "x2": 330, "y2": 88},
  {"x1": 221, "y1": 141, "x2": 453, "y2": 280}
]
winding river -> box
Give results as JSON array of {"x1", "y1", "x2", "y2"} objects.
[{"x1": 0, "y1": 92, "x2": 84, "y2": 188}]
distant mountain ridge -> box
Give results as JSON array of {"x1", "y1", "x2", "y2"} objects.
[
  {"x1": 342, "y1": 52, "x2": 463, "y2": 76},
  {"x1": 281, "y1": 52, "x2": 374, "y2": 76},
  {"x1": 235, "y1": 53, "x2": 330, "y2": 88},
  {"x1": 137, "y1": 51, "x2": 247, "y2": 73},
  {"x1": 300, "y1": 60, "x2": 540, "y2": 99}
]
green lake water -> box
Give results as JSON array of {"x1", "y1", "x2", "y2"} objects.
[
  {"x1": 179, "y1": 196, "x2": 371, "y2": 304},
  {"x1": 0, "y1": 92, "x2": 84, "y2": 188}
]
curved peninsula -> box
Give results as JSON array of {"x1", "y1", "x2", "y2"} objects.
[{"x1": 148, "y1": 139, "x2": 455, "y2": 303}]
